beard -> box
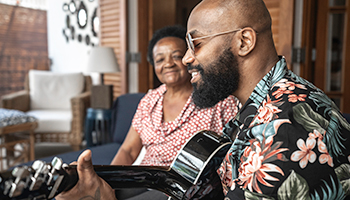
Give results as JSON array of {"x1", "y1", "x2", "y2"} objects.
[{"x1": 190, "y1": 47, "x2": 240, "y2": 108}]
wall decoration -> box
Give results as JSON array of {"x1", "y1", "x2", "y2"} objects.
[
  {"x1": 61, "y1": 0, "x2": 98, "y2": 46},
  {"x1": 70, "y1": 26, "x2": 75, "y2": 40},
  {"x1": 77, "y1": 1, "x2": 88, "y2": 29},
  {"x1": 68, "y1": 0, "x2": 76, "y2": 14},
  {"x1": 78, "y1": 34, "x2": 82, "y2": 42},
  {"x1": 65, "y1": 15, "x2": 70, "y2": 28},
  {"x1": 62, "y1": 29, "x2": 68, "y2": 42},
  {"x1": 85, "y1": 35, "x2": 90, "y2": 45},
  {"x1": 91, "y1": 8, "x2": 99, "y2": 37},
  {"x1": 62, "y1": 3, "x2": 68, "y2": 11}
]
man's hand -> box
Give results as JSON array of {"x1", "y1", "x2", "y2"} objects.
[{"x1": 56, "y1": 150, "x2": 117, "y2": 200}]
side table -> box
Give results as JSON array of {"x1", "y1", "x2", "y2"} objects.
[
  {"x1": 0, "y1": 109, "x2": 38, "y2": 171},
  {"x1": 84, "y1": 108, "x2": 112, "y2": 147}
]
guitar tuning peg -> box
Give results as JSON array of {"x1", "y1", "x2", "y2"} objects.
[
  {"x1": 29, "y1": 160, "x2": 52, "y2": 191},
  {"x1": 11, "y1": 166, "x2": 30, "y2": 182},
  {"x1": 62, "y1": 163, "x2": 69, "y2": 169},
  {"x1": 51, "y1": 157, "x2": 64, "y2": 170},
  {"x1": 32, "y1": 160, "x2": 45, "y2": 171},
  {"x1": 8, "y1": 166, "x2": 31, "y2": 198},
  {"x1": 47, "y1": 157, "x2": 64, "y2": 186}
]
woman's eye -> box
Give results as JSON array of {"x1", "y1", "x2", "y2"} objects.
[
  {"x1": 155, "y1": 58, "x2": 164, "y2": 64},
  {"x1": 173, "y1": 55, "x2": 183, "y2": 60}
]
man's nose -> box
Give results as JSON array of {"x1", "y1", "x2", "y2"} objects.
[{"x1": 182, "y1": 49, "x2": 195, "y2": 67}]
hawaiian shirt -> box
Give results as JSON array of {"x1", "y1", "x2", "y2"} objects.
[{"x1": 217, "y1": 57, "x2": 350, "y2": 199}]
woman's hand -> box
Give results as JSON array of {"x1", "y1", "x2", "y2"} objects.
[{"x1": 55, "y1": 150, "x2": 117, "y2": 200}]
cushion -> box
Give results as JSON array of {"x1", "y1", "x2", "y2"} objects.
[
  {"x1": 0, "y1": 108, "x2": 37, "y2": 127},
  {"x1": 29, "y1": 70, "x2": 84, "y2": 110},
  {"x1": 26, "y1": 110, "x2": 71, "y2": 132},
  {"x1": 111, "y1": 93, "x2": 145, "y2": 143}
]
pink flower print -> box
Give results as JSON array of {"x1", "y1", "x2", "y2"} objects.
[
  {"x1": 288, "y1": 94, "x2": 307, "y2": 103},
  {"x1": 285, "y1": 82, "x2": 307, "y2": 90},
  {"x1": 272, "y1": 87, "x2": 293, "y2": 99},
  {"x1": 238, "y1": 140, "x2": 286, "y2": 194},
  {"x1": 274, "y1": 79, "x2": 289, "y2": 89},
  {"x1": 308, "y1": 129, "x2": 324, "y2": 141},
  {"x1": 318, "y1": 140, "x2": 334, "y2": 167},
  {"x1": 217, "y1": 151, "x2": 234, "y2": 191},
  {"x1": 291, "y1": 137, "x2": 317, "y2": 168},
  {"x1": 254, "y1": 96, "x2": 282, "y2": 125}
]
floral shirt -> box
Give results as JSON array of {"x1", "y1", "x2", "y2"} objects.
[
  {"x1": 132, "y1": 84, "x2": 239, "y2": 166},
  {"x1": 218, "y1": 57, "x2": 350, "y2": 199}
]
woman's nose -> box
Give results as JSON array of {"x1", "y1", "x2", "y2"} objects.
[
  {"x1": 182, "y1": 49, "x2": 195, "y2": 67},
  {"x1": 164, "y1": 57, "x2": 175, "y2": 67}
]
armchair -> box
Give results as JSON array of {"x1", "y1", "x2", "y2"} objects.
[{"x1": 1, "y1": 70, "x2": 92, "y2": 151}]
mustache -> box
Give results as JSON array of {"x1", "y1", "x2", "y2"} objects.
[{"x1": 187, "y1": 63, "x2": 204, "y2": 72}]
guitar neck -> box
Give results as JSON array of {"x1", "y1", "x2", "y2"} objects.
[
  {"x1": 67, "y1": 165, "x2": 193, "y2": 200},
  {"x1": 0, "y1": 130, "x2": 229, "y2": 200}
]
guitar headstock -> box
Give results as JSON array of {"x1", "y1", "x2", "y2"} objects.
[{"x1": 0, "y1": 157, "x2": 77, "y2": 200}]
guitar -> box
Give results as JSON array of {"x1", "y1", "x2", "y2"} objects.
[{"x1": 0, "y1": 130, "x2": 232, "y2": 200}]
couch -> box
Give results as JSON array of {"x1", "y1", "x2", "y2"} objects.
[{"x1": 1, "y1": 70, "x2": 92, "y2": 151}]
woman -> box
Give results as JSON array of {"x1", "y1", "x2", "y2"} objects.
[
  {"x1": 111, "y1": 25, "x2": 238, "y2": 167},
  {"x1": 56, "y1": 25, "x2": 239, "y2": 200}
]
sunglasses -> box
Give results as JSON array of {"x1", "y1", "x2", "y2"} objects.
[{"x1": 186, "y1": 28, "x2": 242, "y2": 55}]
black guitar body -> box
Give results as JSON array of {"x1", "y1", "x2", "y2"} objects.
[{"x1": 0, "y1": 130, "x2": 232, "y2": 200}]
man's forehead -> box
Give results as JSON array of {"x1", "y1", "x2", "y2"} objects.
[{"x1": 187, "y1": 1, "x2": 231, "y2": 35}]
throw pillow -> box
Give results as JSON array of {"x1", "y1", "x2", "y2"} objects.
[{"x1": 0, "y1": 108, "x2": 37, "y2": 127}]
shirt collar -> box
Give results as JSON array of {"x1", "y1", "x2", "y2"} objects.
[{"x1": 223, "y1": 56, "x2": 288, "y2": 137}]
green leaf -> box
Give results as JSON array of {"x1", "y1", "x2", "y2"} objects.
[
  {"x1": 330, "y1": 109, "x2": 350, "y2": 131},
  {"x1": 277, "y1": 170, "x2": 311, "y2": 200},
  {"x1": 335, "y1": 164, "x2": 350, "y2": 181},
  {"x1": 335, "y1": 163, "x2": 350, "y2": 195},
  {"x1": 340, "y1": 179, "x2": 350, "y2": 196},
  {"x1": 293, "y1": 103, "x2": 329, "y2": 133},
  {"x1": 244, "y1": 189, "x2": 275, "y2": 200}
]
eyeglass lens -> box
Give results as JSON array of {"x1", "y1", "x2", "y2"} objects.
[{"x1": 186, "y1": 33, "x2": 195, "y2": 55}]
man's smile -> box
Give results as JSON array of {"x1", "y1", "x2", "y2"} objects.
[{"x1": 188, "y1": 70, "x2": 200, "y2": 83}]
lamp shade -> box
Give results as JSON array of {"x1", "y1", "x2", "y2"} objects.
[{"x1": 87, "y1": 47, "x2": 120, "y2": 73}]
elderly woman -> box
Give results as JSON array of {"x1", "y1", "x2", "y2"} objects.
[
  {"x1": 56, "y1": 25, "x2": 239, "y2": 200},
  {"x1": 110, "y1": 25, "x2": 238, "y2": 167}
]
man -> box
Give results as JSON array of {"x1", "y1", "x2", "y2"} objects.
[
  {"x1": 183, "y1": 0, "x2": 350, "y2": 199},
  {"x1": 57, "y1": 0, "x2": 350, "y2": 199}
]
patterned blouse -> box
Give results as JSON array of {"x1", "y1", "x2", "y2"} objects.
[
  {"x1": 132, "y1": 84, "x2": 239, "y2": 166},
  {"x1": 218, "y1": 57, "x2": 350, "y2": 199}
]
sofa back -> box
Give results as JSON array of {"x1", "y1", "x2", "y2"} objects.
[{"x1": 111, "y1": 93, "x2": 145, "y2": 144}]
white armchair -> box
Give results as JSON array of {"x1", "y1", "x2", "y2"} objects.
[{"x1": 1, "y1": 70, "x2": 92, "y2": 151}]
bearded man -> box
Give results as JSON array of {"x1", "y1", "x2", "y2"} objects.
[
  {"x1": 183, "y1": 0, "x2": 350, "y2": 199},
  {"x1": 54, "y1": 0, "x2": 350, "y2": 200}
]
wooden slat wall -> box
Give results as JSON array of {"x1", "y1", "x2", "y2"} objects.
[
  {"x1": 264, "y1": 0, "x2": 281, "y2": 52},
  {"x1": 99, "y1": 0, "x2": 127, "y2": 100},
  {"x1": 0, "y1": 4, "x2": 49, "y2": 98},
  {"x1": 264, "y1": 0, "x2": 294, "y2": 69}
]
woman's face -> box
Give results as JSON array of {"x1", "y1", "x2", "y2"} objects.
[{"x1": 152, "y1": 37, "x2": 190, "y2": 87}]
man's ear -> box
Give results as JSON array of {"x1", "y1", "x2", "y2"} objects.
[{"x1": 237, "y1": 27, "x2": 256, "y2": 57}]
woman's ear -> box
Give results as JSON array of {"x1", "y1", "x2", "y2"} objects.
[{"x1": 237, "y1": 27, "x2": 256, "y2": 57}]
